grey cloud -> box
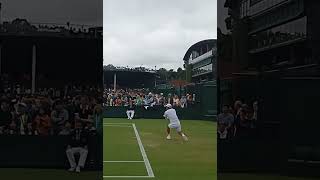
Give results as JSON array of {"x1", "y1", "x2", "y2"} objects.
[{"x1": 104, "y1": 0, "x2": 217, "y2": 70}]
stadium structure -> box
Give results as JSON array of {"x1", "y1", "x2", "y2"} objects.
[
  {"x1": 103, "y1": 66, "x2": 157, "y2": 90},
  {"x1": 183, "y1": 39, "x2": 217, "y2": 118},
  {"x1": 0, "y1": 18, "x2": 103, "y2": 169},
  {"x1": 183, "y1": 39, "x2": 217, "y2": 83},
  {"x1": 219, "y1": 0, "x2": 320, "y2": 176},
  {"x1": 0, "y1": 18, "x2": 103, "y2": 93}
]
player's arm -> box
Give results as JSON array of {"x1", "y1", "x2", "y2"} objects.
[
  {"x1": 163, "y1": 115, "x2": 168, "y2": 120},
  {"x1": 163, "y1": 111, "x2": 168, "y2": 119}
]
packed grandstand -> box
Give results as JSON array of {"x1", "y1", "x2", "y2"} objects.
[
  {"x1": 0, "y1": 84, "x2": 103, "y2": 136},
  {"x1": 103, "y1": 88, "x2": 195, "y2": 108}
]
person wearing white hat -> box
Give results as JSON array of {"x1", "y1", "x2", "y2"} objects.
[{"x1": 163, "y1": 104, "x2": 188, "y2": 141}]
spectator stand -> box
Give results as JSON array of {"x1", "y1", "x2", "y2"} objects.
[
  {"x1": 103, "y1": 88, "x2": 214, "y2": 120},
  {"x1": 0, "y1": 85, "x2": 103, "y2": 170}
]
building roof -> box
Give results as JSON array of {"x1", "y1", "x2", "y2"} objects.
[{"x1": 183, "y1": 39, "x2": 216, "y2": 62}]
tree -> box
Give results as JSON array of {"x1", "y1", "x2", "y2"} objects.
[
  {"x1": 157, "y1": 68, "x2": 168, "y2": 81},
  {"x1": 176, "y1": 67, "x2": 186, "y2": 80},
  {"x1": 104, "y1": 64, "x2": 116, "y2": 70},
  {"x1": 167, "y1": 69, "x2": 176, "y2": 80}
]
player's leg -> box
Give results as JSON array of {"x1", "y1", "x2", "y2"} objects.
[
  {"x1": 66, "y1": 147, "x2": 77, "y2": 171},
  {"x1": 76, "y1": 147, "x2": 89, "y2": 173},
  {"x1": 166, "y1": 125, "x2": 171, "y2": 140},
  {"x1": 128, "y1": 110, "x2": 132, "y2": 120},
  {"x1": 126, "y1": 110, "x2": 130, "y2": 119},
  {"x1": 130, "y1": 110, "x2": 135, "y2": 119},
  {"x1": 176, "y1": 125, "x2": 188, "y2": 141}
]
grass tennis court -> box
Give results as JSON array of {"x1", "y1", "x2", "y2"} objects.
[{"x1": 103, "y1": 118, "x2": 217, "y2": 180}]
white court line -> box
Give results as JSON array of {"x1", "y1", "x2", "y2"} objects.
[
  {"x1": 104, "y1": 176, "x2": 153, "y2": 178},
  {"x1": 104, "y1": 161, "x2": 144, "y2": 163},
  {"x1": 103, "y1": 123, "x2": 155, "y2": 178},
  {"x1": 132, "y1": 123, "x2": 155, "y2": 178}
]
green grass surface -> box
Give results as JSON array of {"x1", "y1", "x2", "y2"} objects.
[{"x1": 103, "y1": 118, "x2": 217, "y2": 180}]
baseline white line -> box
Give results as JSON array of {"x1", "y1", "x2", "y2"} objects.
[
  {"x1": 132, "y1": 123, "x2": 155, "y2": 178},
  {"x1": 104, "y1": 176, "x2": 153, "y2": 178},
  {"x1": 104, "y1": 161, "x2": 144, "y2": 163}
]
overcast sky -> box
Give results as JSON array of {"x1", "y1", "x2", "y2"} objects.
[
  {"x1": 1, "y1": 0, "x2": 102, "y2": 26},
  {"x1": 104, "y1": 0, "x2": 217, "y2": 70}
]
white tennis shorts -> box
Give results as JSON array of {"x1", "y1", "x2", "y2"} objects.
[{"x1": 168, "y1": 123, "x2": 182, "y2": 132}]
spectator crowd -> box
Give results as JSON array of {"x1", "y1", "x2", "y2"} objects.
[
  {"x1": 103, "y1": 88, "x2": 196, "y2": 109},
  {"x1": 0, "y1": 84, "x2": 103, "y2": 136},
  {"x1": 217, "y1": 100, "x2": 258, "y2": 140}
]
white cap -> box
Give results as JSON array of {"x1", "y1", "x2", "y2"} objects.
[{"x1": 165, "y1": 104, "x2": 172, "y2": 108}]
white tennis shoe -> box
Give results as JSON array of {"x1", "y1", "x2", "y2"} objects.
[{"x1": 166, "y1": 134, "x2": 171, "y2": 140}]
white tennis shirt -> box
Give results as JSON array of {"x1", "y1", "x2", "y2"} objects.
[{"x1": 163, "y1": 108, "x2": 180, "y2": 125}]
